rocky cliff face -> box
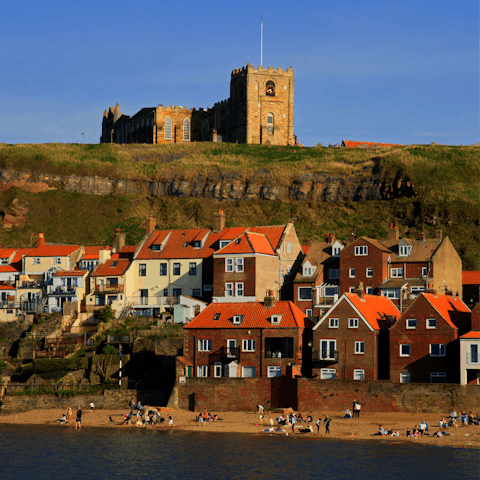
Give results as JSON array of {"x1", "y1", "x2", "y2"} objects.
[{"x1": 0, "y1": 167, "x2": 415, "y2": 204}]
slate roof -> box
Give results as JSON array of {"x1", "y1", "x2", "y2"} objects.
[{"x1": 184, "y1": 301, "x2": 307, "y2": 329}]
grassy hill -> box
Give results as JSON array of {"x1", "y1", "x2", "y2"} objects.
[{"x1": 0, "y1": 143, "x2": 478, "y2": 269}]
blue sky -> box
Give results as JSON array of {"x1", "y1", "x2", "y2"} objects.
[{"x1": 1, "y1": 0, "x2": 477, "y2": 146}]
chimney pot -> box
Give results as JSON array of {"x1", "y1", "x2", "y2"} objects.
[
  {"x1": 436, "y1": 230, "x2": 443, "y2": 239},
  {"x1": 213, "y1": 211, "x2": 226, "y2": 232},
  {"x1": 419, "y1": 232, "x2": 425, "y2": 241},
  {"x1": 146, "y1": 216, "x2": 156, "y2": 236},
  {"x1": 37, "y1": 233, "x2": 45, "y2": 248}
]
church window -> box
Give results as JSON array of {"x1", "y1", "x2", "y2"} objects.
[
  {"x1": 164, "y1": 117, "x2": 172, "y2": 140},
  {"x1": 201, "y1": 119, "x2": 209, "y2": 141},
  {"x1": 267, "y1": 113, "x2": 274, "y2": 133},
  {"x1": 266, "y1": 81, "x2": 275, "y2": 97},
  {"x1": 183, "y1": 118, "x2": 191, "y2": 141}
]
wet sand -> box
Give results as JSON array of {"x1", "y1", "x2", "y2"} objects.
[{"x1": 1, "y1": 407, "x2": 479, "y2": 449}]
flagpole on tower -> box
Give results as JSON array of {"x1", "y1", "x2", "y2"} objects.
[{"x1": 260, "y1": 17, "x2": 263, "y2": 67}]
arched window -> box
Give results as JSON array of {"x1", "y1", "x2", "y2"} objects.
[
  {"x1": 266, "y1": 80, "x2": 275, "y2": 97},
  {"x1": 267, "y1": 113, "x2": 274, "y2": 133},
  {"x1": 201, "y1": 119, "x2": 209, "y2": 141},
  {"x1": 183, "y1": 118, "x2": 190, "y2": 141},
  {"x1": 164, "y1": 117, "x2": 172, "y2": 140}
]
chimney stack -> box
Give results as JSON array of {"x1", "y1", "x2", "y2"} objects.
[
  {"x1": 146, "y1": 216, "x2": 156, "y2": 236},
  {"x1": 419, "y1": 232, "x2": 425, "y2": 241},
  {"x1": 112, "y1": 228, "x2": 126, "y2": 254},
  {"x1": 99, "y1": 247, "x2": 111, "y2": 265},
  {"x1": 355, "y1": 282, "x2": 365, "y2": 299},
  {"x1": 37, "y1": 233, "x2": 45, "y2": 248},
  {"x1": 436, "y1": 230, "x2": 443, "y2": 240},
  {"x1": 387, "y1": 223, "x2": 399, "y2": 241},
  {"x1": 264, "y1": 290, "x2": 275, "y2": 308},
  {"x1": 213, "y1": 210, "x2": 226, "y2": 233},
  {"x1": 349, "y1": 232, "x2": 356, "y2": 244},
  {"x1": 326, "y1": 233, "x2": 335, "y2": 244}
]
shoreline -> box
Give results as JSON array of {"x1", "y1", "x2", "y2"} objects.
[{"x1": 1, "y1": 408, "x2": 479, "y2": 450}]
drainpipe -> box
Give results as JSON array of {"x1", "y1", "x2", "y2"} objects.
[
  {"x1": 260, "y1": 328, "x2": 263, "y2": 377},
  {"x1": 194, "y1": 335, "x2": 197, "y2": 377}
]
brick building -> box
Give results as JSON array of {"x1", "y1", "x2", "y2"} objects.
[
  {"x1": 101, "y1": 63, "x2": 295, "y2": 146},
  {"x1": 389, "y1": 293, "x2": 470, "y2": 384},
  {"x1": 311, "y1": 289, "x2": 400, "y2": 380},
  {"x1": 183, "y1": 294, "x2": 310, "y2": 378}
]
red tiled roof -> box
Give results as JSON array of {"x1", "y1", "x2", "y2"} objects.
[
  {"x1": 460, "y1": 331, "x2": 480, "y2": 339},
  {"x1": 463, "y1": 271, "x2": 480, "y2": 285},
  {"x1": 0, "y1": 248, "x2": 16, "y2": 259},
  {"x1": 184, "y1": 301, "x2": 307, "y2": 329},
  {"x1": 53, "y1": 270, "x2": 88, "y2": 277},
  {"x1": 82, "y1": 246, "x2": 111, "y2": 260},
  {"x1": 249, "y1": 226, "x2": 285, "y2": 251},
  {"x1": 0, "y1": 285, "x2": 15, "y2": 290},
  {"x1": 26, "y1": 245, "x2": 80, "y2": 257},
  {"x1": 422, "y1": 293, "x2": 470, "y2": 329},
  {"x1": 342, "y1": 140, "x2": 404, "y2": 148},
  {"x1": 12, "y1": 248, "x2": 33, "y2": 264},
  {"x1": 302, "y1": 245, "x2": 310, "y2": 254},
  {"x1": 92, "y1": 259, "x2": 130, "y2": 277},
  {"x1": 215, "y1": 232, "x2": 275, "y2": 256},
  {"x1": 346, "y1": 293, "x2": 400, "y2": 330},
  {"x1": 0, "y1": 265, "x2": 19, "y2": 273}
]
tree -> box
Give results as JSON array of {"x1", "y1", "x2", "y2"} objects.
[
  {"x1": 93, "y1": 344, "x2": 119, "y2": 383},
  {"x1": 95, "y1": 305, "x2": 116, "y2": 323}
]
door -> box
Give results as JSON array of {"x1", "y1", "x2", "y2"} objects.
[
  {"x1": 320, "y1": 340, "x2": 336, "y2": 360},
  {"x1": 139, "y1": 289, "x2": 148, "y2": 305},
  {"x1": 227, "y1": 361, "x2": 238, "y2": 378},
  {"x1": 227, "y1": 339, "x2": 236, "y2": 358},
  {"x1": 214, "y1": 362, "x2": 222, "y2": 378}
]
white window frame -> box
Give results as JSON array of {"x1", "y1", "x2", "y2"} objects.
[
  {"x1": 399, "y1": 245, "x2": 412, "y2": 256},
  {"x1": 235, "y1": 282, "x2": 244, "y2": 297},
  {"x1": 469, "y1": 344, "x2": 479, "y2": 364},
  {"x1": 242, "y1": 339, "x2": 256, "y2": 352},
  {"x1": 183, "y1": 118, "x2": 190, "y2": 141},
  {"x1": 271, "y1": 314, "x2": 282, "y2": 325},
  {"x1": 355, "y1": 246, "x2": 368, "y2": 256},
  {"x1": 306, "y1": 309, "x2": 313, "y2": 318},
  {"x1": 366, "y1": 267, "x2": 373, "y2": 278},
  {"x1": 329, "y1": 318, "x2": 339, "y2": 328},
  {"x1": 406, "y1": 318, "x2": 417, "y2": 329},
  {"x1": 233, "y1": 315, "x2": 242, "y2": 325},
  {"x1": 349, "y1": 287, "x2": 355, "y2": 293},
  {"x1": 429, "y1": 343, "x2": 446, "y2": 357},
  {"x1": 349, "y1": 318, "x2": 359, "y2": 328},
  {"x1": 164, "y1": 116, "x2": 172, "y2": 140},
  {"x1": 267, "y1": 366, "x2": 282, "y2": 378},
  {"x1": 197, "y1": 365, "x2": 209, "y2": 377},
  {"x1": 422, "y1": 267, "x2": 428, "y2": 277},
  {"x1": 33, "y1": 257, "x2": 41, "y2": 265},
  {"x1": 391, "y1": 268, "x2": 404, "y2": 278},
  {"x1": 198, "y1": 339, "x2": 211, "y2": 352},
  {"x1": 225, "y1": 258, "x2": 234, "y2": 272},
  {"x1": 303, "y1": 267, "x2": 313, "y2": 276},
  {"x1": 320, "y1": 368, "x2": 336, "y2": 380},
  {"x1": 267, "y1": 113, "x2": 274, "y2": 133},
  {"x1": 333, "y1": 247, "x2": 341, "y2": 257},
  {"x1": 353, "y1": 369, "x2": 365, "y2": 380},
  {"x1": 349, "y1": 268, "x2": 356, "y2": 278},
  {"x1": 366, "y1": 286, "x2": 373, "y2": 294},
  {"x1": 354, "y1": 341, "x2": 365, "y2": 354},
  {"x1": 225, "y1": 283, "x2": 234, "y2": 297},
  {"x1": 400, "y1": 344, "x2": 411, "y2": 357},
  {"x1": 219, "y1": 240, "x2": 230, "y2": 249},
  {"x1": 235, "y1": 258, "x2": 244, "y2": 272},
  {"x1": 426, "y1": 318, "x2": 437, "y2": 329},
  {"x1": 281, "y1": 269, "x2": 285, "y2": 278},
  {"x1": 54, "y1": 257, "x2": 62, "y2": 265},
  {"x1": 400, "y1": 372, "x2": 411, "y2": 383},
  {"x1": 214, "y1": 362, "x2": 222, "y2": 377},
  {"x1": 320, "y1": 339, "x2": 337, "y2": 360},
  {"x1": 298, "y1": 287, "x2": 312, "y2": 301}
]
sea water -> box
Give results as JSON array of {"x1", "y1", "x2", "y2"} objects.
[{"x1": 0, "y1": 425, "x2": 478, "y2": 480}]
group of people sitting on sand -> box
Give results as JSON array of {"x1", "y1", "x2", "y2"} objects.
[
  {"x1": 120, "y1": 406, "x2": 166, "y2": 427},
  {"x1": 374, "y1": 425, "x2": 400, "y2": 437},
  {"x1": 195, "y1": 408, "x2": 222, "y2": 424}
]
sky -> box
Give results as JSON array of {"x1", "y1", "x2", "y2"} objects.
[{"x1": 1, "y1": 0, "x2": 478, "y2": 147}]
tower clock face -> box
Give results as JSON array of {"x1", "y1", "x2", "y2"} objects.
[{"x1": 266, "y1": 85, "x2": 275, "y2": 96}]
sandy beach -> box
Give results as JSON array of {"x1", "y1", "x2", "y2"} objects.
[{"x1": 1, "y1": 407, "x2": 479, "y2": 450}]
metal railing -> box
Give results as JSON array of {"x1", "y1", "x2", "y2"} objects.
[
  {"x1": 312, "y1": 349, "x2": 339, "y2": 363},
  {"x1": 265, "y1": 351, "x2": 294, "y2": 359},
  {"x1": 209, "y1": 346, "x2": 240, "y2": 364},
  {"x1": 47, "y1": 286, "x2": 77, "y2": 295},
  {"x1": 125, "y1": 296, "x2": 170, "y2": 306}
]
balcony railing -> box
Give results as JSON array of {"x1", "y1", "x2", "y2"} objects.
[
  {"x1": 95, "y1": 284, "x2": 124, "y2": 294},
  {"x1": 265, "y1": 351, "x2": 293, "y2": 359},
  {"x1": 126, "y1": 296, "x2": 170, "y2": 307},
  {"x1": 209, "y1": 346, "x2": 240, "y2": 364},
  {"x1": 47, "y1": 286, "x2": 77, "y2": 295},
  {"x1": 312, "y1": 349, "x2": 339, "y2": 364}
]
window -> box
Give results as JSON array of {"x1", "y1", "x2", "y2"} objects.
[
  {"x1": 198, "y1": 339, "x2": 211, "y2": 351},
  {"x1": 410, "y1": 286, "x2": 425, "y2": 297},
  {"x1": 320, "y1": 340, "x2": 336, "y2": 360},
  {"x1": 400, "y1": 344, "x2": 411, "y2": 357},
  {"x1": 324, "y1": 286, "x2": 339, "y2": 297},
  {"x1": 266, "y1": 80, "x2": 275, "y2": 96},
  {"x1": 267, "y1": 366, "x2": 282, "y2": 378},
  {"x1": 349, "y1": 318, "x2": 359, "y2": 328},
  {"x1": 426, "y1": 318, "x2": 437, "y2": 329},
  {"x1": 146, "y1": 118, "x2": 150, "y2": 127},
  {"x1": 366, "y1": 286, "x2": 373, "y2": 294},
  {"x1": 349, "y1": 287, "x2": 355, "y2": 293},
  {"x1": 422, "y1": 267, "x2": 428, "y2": 277},
  {"x1": 242, "y1": 366, "x2": 255, "y2": 378},
  {"x1": 287, "y1": 242, "x2": 291, "y2": 253},
  {"x1": 197, "y1": 366, "x2": 209, "y2": 377},
  {"x1": 183, "y1": 242, "x2": 189, "y2": 247},
  {"x1": 204, "y1": 285, "x2": 212, "y2": 292},
  {"x1": 400, "y1": 372, "x2": 411, "y2": 383},
  {"x1": 391, "y1": 268, "x2": 404, "y2": 278},
  {"x1": 430, "y1": 372, "x2": 446, "y2": 383},
  {"x1": 382, "y1": 289, "x2": 399, "y2": 299},
  {"x1": 430, "y1": 344, "x2": 446, "y2": 357},
  {"x1": 214, "y1": 362, "x2": 222, "y2": 377},
  {"x1": 173, "y1": 263, "x2": 181, "y2": 276},
  {"x1": 306, "y1": 309, "x2": 312, "y2": 318},
  {"x1": 226, "y1": 258, "x2": 234, "y2": 272},
  {"x1": 0, "y1": 258, "x2": 8, "y2": 265},
  {"x1": 235, "y1": 282, "x2": 244, "y2": 297},
  {"x1": 163, "y1": 288, "x2": 168, "y2": 297},
  {"x1": 164, "y1": 117, "x2": 172, "y2": 139},
  {"x1": 233, "y1": 315, "x2": 244, "y2": 325},
  {"x1": 298, "y1": 287, "x2": 312, "y2": 301},
  {"x1": 329, "y1": 269, "x2": 340, "y2": 280},
  {"x1": 399, "y1": 245, "x2": 412, "y2": 256},
  {"x1": 192, "y1": 289, "x2": 201, "y2": 297},
  {"x1": 355, "y1": 246, "x2": 368, "y2": 256},
  {"x1": 303, "y1": 267, "x2": 313, "y2": 276},
  {"x1": 160, "y1": 263, "x2": 167, "y2": 276},
  {"x1": 333, "y1": 247, "x2": 341, "y2": 257},
  {"x1": 33, "y1": 257, "x2": 41, "y2": 265},
  {"x1": 201, "y1": 119, "x2": 209, "y2": 141},
  {"x1": 366, "y1": 267, "x2": 373, "y2": 278},
  {"x1": 349, "y1": 268, "x2": 356, "y2": 278},
  {"x1": 213, "y1": 313, "x2": 221, "y2": 321},
  {"x1": 219, "y1": 240, "x2": 230, "y2": 249},
  {"x1": 329, "y1": 318, "x2": 339, "y2": 328},
  {"x1": 355, "y1": 341, "x2": 365, "y2": 354},
  {"x1": 271, "y1": 314, "x2": 282, "y2": 325},
  {"x1": 469, "y1": 344, "x2": 479, "y2": 363},
  {"x1": 225, "y1": 283, "x2": 234, "y2": 296},
  {"x1": 54, "y1": 257, "x2": 62, "y2": 265},
  {"x1": 193, "y1": 240, "x2": 201, "y2": 248},
  {"x1": 189, "y1": 262, "x2": 197, "y2": 276},
  {"x1": 139, "y1": 264, "x2": 146, "y2": 277},
  {"x1": 267, "y1": 113, "x2": 274, "y2": 133},
  {"x1": 281, "y1": 269, "x2": 285, "y2": 278},
  {"x1": 173, "y1": 288, "x2": 181, "y2": 300},
  {"x1": 235, "y1": 258, "x2": 244, "y2": 272},
  {"x1": 353, "y1": 369, "x2": 365, "y2": 380},
  {"x1": 242, "y1": 339, "x2": 256, "y2": 352},
  {"x1": 235, "y1": 239, "x2": 241, "y2": 245},
  {"x1": 141, "y1": 118, "x2": 144, "y2": 127},
  {"x1": 320, "y1": 368, "x2": 336, "y2": 380},
  {"x1": 152, "y1": 244, "x2": 161, "y2": 251},
  {"x1": 183, "y1": 118, "x2": 190, "y2": 141},
  {"x1": 406, "y1": 319, "x2": 417, "y2": 329}
]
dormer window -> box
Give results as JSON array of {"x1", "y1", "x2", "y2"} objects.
[
  {"x1": 271, "y1": 314, "x2": 282, "y2": 325},
  {"x1": 235, "y1": 239, "x2": 241, "y2": 245},
  {"x1": 303, "y1": 267, "x2": 313, "y2": 276},
  {"x1": 193, "y1": 241, "x2": 201, "y2": 248},
  {"x1": 213, "y1": 313, "x2": 221, "y2": 321},
  {"x1": 219, "y1": 240, "x2": 230, "y2": 249},
  {"x1": 399, "y1": 245, "x2": 412, "y2": 256},
  {"x1": 110, "y1": 261, "x2": 118, "y2": 268},
  {"x1": 333, "y1": 247, "x2": 341, "y2": 257},
  {"x1": 152, "y1": 244, "x2": 161, "y2": 251},
  {"x1": 0, "y1": 258, "x2": 8, "y2": 265},
  {"x1": 183, "y1": 242, "x2": 189, "y2": 247},
  {"x1": 233, "y1": 315, "x2": 244, "y2": 325}
]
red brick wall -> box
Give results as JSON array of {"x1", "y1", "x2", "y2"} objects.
[
  {"x1": 389, "y1": 295, "x2": 459, "y2": 383},
  {"x1": 213, "y1": 256, "x2": 256, "y2": 297},
  {"x1": 293, "y1": 281, "x2": 315, "y2": 314},
  {"x1": 406, "y1": 262, "x2": 428, "y2": 278},
  {"x1": 312, "y1": 299, "x2": 380, "y2": 380}
]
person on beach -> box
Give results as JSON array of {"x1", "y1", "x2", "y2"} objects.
[
  {"x1": 168, "y1": 415, "x2": 175, "y2": 427},
  {"x1": 56, "y1": 414, "x2": 67, "y2": 424},
  {"x1": 129, "y1": 398, "x2": 135, "y2": 416},
  {"x1": 375, "y1": 425, "x2": 384, "y2": 436},
  {"x1": 66, "y1": 405, "x2": 73, "y2": 423},
  {"x1": 344, "y1": 409, "x2": 352, "y2": 419},
  {"x1": 89, "y1": 401, "x2": 95, "y2": 412},
  {"x1": 316, "y1": 418, "x2": 321, "y2": 434},
  {"x1": 355, "y1": 403, "x2": 361, "y2": 418},
  {"x1": 200, "y1": 415, "x2": 204, "y2": 427},
  {"x1": 352, "y1": 399, "x2": 357, "y2": 416},
  {"x1": 419, "y1": 421, "x2": 426, "y2": 435},
  {"x1": 406, "y1": 427, "x2": 411, "y2": 437},
  {"x1": 324, "y1": 415, "x2": 331, "y2": 434},
  {"x1": 75, "y1": 407, "x2": 82, "y2": 429},
  {"x1": 306, "y1": 413, "x2": 313, "y2": 423},
  {"x1": 259, "y1": 413, "x2": 265, "y2": 425},
  {"x1": 257, "y1": 405, "x2": 264, "y2": 415},
  {"x1": 136, "y1": 400, "x2": 142, "y2": 415}
]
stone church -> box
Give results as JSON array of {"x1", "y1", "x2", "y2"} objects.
[{"x1": 100, "y1": 64, "x2": 295, "y2": 146}]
